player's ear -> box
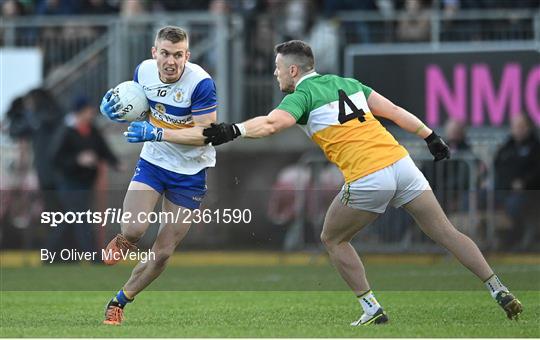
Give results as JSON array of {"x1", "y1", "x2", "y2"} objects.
[
  {"x1": 289, "y1": 64, "x2": 299, "y2": 78},
  {"x1": 185, "y1": 50, "x2": 191, "y2": 62},
  {"x1": 151, "y1": 46, "x2": 157, "y2": 59}
]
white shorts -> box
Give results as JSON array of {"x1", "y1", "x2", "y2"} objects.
[{"x1": 339, "y1": 155, "x2": 430, "y2": 213}]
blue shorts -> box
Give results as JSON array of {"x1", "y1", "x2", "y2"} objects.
[{"x1": 132, "y1": 158, "x2": 207, "y2": 209}]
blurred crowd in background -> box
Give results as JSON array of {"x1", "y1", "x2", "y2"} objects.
[
  {"x1": 1, "y1": 0, "x2": 539, "y2": 255},
  {"x1": 3, "y1": 0, "x2": 540, "y2": 74},
  {"x1": 3, "y1": 0, "x2": 537, "y2": 17}
]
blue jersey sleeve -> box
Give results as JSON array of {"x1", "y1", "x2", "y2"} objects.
[
  {"x1": 133, "y1": 63, "x2": 141, "y2": 83},
  {"x1": 191, "y1": 78, "x2": 217, "y2": 116}
]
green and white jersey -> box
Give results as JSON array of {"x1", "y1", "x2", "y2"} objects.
[{"x1": 277, "y1": 72, "x2": 408, "y2": 183}]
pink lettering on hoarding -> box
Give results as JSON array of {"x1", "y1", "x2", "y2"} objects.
[
  {"x1": 525, "y1": 66, "x2": 540, "y2": 125},
  {"x1": 471, "y1": 63, "x2": 521, "y2": 126},
  {"x1": 426, "y1": 64, "x2": 466, "y2": 126}
]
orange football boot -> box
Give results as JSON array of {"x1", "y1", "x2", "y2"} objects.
[
  {"x1": 103, "y1": 304, "x2": 124, "y2": 325},
  {"x1": 103, "y1": 234, "x2": 137, "y2": 265}
]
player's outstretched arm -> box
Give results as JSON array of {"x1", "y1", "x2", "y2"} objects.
[
  {"x1": 242, "y1": 109, "x2": 297, "y2": 138},
  {"x1": 162, "y1": 111, "x2": 216, "y2": 146},
  {"x1": 203, "y1": 109, "x2": 296, "y2": 146},
  {"x1": 367, "y1": 91, "x2": 450, "y2": 161},
  {"x1": 367, "y1": 91, "x2": 432, "y2": 137},
  {"x1": 124, "y1": 112, "x2": 215, "y2": 146}
]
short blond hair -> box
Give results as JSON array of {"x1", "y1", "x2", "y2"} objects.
[{"x1": 155, "y1": 26, "x2": 189, "y2": 46}]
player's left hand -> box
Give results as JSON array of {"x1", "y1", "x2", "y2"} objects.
[
  {"x1": 203, "y1": 123, "x2": 242, "y2": 146},
  {"x1": 100, "y1": 89, "x2": 126, "y2": 123},
  {"x1": 424, "y1": 132, "x2": 450, "y2": 162},
  {"x1": 124, "y1": 121, "x2": 163, "y2": 143}
]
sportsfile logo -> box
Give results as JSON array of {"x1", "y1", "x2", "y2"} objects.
[
  {"x1": 40, "y1": 208, "x2": 252, "y2": 227},
  {"x1": 40, "y1": 208, "x2": 184, "y2": 227}
]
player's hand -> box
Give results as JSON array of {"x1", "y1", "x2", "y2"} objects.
[
  {"x1": 124, "y1": 121, "x2": 163, "y2": 143},
  {"x1": 100, "y1": 89, "x2": 126, "y2": 123},
  {"x1": 425, "y1": 132, "x2": 450, "y2": 162},
  {"x1": 203, "y1": 123, "x2": 242, "y2": 146}
]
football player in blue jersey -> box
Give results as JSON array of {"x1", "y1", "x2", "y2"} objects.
[{"x1": 100, "y1": 26, "x2": 217, "y2": 325}]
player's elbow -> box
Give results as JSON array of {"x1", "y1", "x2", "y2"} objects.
[
  {"x1": 258, "y1": 118, "x2": 279, "y2": 136},
  {"x1": 391, "y1": 104, "x2": 402, "y2": 118},
  {"x1": 265, "y1": 124, "x2": 278, "y2": 135}
]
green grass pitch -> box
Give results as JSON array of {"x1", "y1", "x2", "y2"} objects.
[{"x1": 1, "y1": 261, "x2": 539, "y2": 337}]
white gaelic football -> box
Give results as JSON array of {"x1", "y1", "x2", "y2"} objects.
[{"x1": 112, "y1": 81, "x2": 149, "y2": 122}]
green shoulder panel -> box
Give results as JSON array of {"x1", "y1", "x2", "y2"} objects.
[
  {"x1": 357, "y1": 80, "x2": 373, "y2": 98},
  {"x1": 276, "y1": 88, "x2": 310, "y2": 124},
  {"x1": 300, "y1": 75, "x2": 373, "y2": 112},
  {"x1": 276, "y1": 75, "x2": 374, "y2": 125}
]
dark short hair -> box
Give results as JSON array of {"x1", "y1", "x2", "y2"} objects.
[
  {"x1": 274, "y1": 40, "x2": 314, "y2": 72},
  {"x1": 155, "y1": 26, "x2": 189, "y2": 45}
]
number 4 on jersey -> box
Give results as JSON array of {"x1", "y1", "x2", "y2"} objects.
[{"x1": 338, "y1": 89, "x2": 366, "y2": 124}]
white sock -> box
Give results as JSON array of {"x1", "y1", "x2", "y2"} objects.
[
  {"x1": 484, "y1": 274, "x2": 508, "y2": 298},
  {"x1": 357, "y1": 290, "x2": 381, "y2": 315}
]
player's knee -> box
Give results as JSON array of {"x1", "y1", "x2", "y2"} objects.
[
  {"x1": 152, "y1": 248, "x2": 174, "y2": 267},
  {"x1": 121, "y1": 222, "x2": 148, "y2": 243},
  {"x1": 320, "y1": 231, "x2": 336, "y2": 250}
]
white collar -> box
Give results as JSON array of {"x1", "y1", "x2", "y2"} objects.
[{"x1": 295, "y1": 71, "x2": 318, "y2": 89}]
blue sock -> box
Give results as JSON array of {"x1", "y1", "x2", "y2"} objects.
[{"x1": 113, "y1": 289, "x2": 133, "y2": 307}]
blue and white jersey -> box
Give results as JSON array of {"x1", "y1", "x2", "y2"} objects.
[{"x1": 134, "y1": 59, "x2": 217, "y2": 175}]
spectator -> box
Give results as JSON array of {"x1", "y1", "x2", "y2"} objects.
[
  {"x1": 1, "y1": 96, "x2": 40, "y2": 249},
  {"x1": 494, "y1": 114, "x2": 540, "y2": 249},
  {"x1": 47, "y1": 96, "x2": 120, "y2": 255},
  {"x1": 2, "y1": 0, "x2": 25, "y2": 17},
  {"x1": 2, "y1": 90, "x2": 63, "y2": 248},
  {"x1": 248, "y1": 13, "x2": 276, "y2": 73},
  {"x1": 209, "y1": 0, "x2": 229, "y2": 14},
  {"x1": 267, "y1": 152, "x2": 342, "y2": 251},
  {"x1": 322, "y1": 0, "x2": 378, "y2": 44},
  {"x1": 305, "y1": 17, "x2": 340, "y2": 74},
  {"x1": 396, "y1": 0, "x2": 431, "y2": 42},
  {"x1": 445, "y1": 119, "x2": 470, "y2": 153},
  {"x1": 4, "y1": 96, "x2": 31, "y2": 140},
  {"x1": 281, "y1": 0, "x2": 315, "y2": 40},
  {"x1": 120, "y1": 0, "x2": 147, "y2": 17},
  {"x1": 444, "y1": 120, "x2": 478, "y2": 190},
  {"x1": 1, "y1": 0, "x2": 37, "y2": 46},
  {"x1": 495, "y1": 115, "x2": 540, "y2": 191},
  {"x1": 444, "y1": 119, "x2": 488, "y2": 187},
  {"x1": 278, "y1": 0, "x2": 339, "y2": 74},
  {"x1": 440, "y1": 0, "x2": 462, "y2": 41},
  {"x1": 35, "y1": 0, "x2": 79, "y2": 15},
  {"x1": 4, "y1": 89, "x2": 64, "y2": 202}
]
